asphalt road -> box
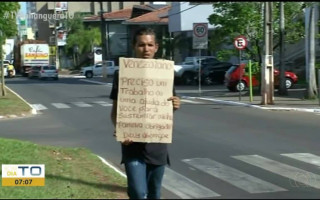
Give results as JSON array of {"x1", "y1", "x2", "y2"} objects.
[{"x1": 1, "y1": 76, "x2": 320, "y2": 199}]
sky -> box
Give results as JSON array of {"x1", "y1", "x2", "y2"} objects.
[{"x1": 19, "y1": 2, "x2": 26, "y2": 15}]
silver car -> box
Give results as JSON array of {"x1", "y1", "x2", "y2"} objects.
[{"x1": 28, "y1": 65, "x2": 59, "y2": 80}]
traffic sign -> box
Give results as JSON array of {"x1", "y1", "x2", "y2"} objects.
[
  {"x1": 234, "y1": 35, "x2": 248, "y2": 50},
  {"x1": 193, "y1": 23, "x2": 208, "y2": 49}
]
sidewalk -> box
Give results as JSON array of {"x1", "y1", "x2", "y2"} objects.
[{"x1": 181, "y1": 87, "x2": 320, "y2": 113}]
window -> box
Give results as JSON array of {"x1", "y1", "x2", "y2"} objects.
[
  {"x1": 226, "y1": 66, "x2": 237, "y2": 75},
  {"x1": 202, "y1": 58, "x2": 220, "y2": 65},
  {"x1": 183, "y1": 61, "x2": 194, "y2": 65},
  {"x1": 106, "y1": 62, "x2": 113, "y2": 67},
  {"x1": 3, "y1": 60, "x2": 10, "y2": 65},
  {"x1": 107, "y1": 2, "x2": 112, "y2": 12},
  {"x1": 119, "y1": 2, "x2": 123, "y2": 9}
]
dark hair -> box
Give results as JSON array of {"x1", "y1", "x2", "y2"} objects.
[{"x1": 132, "y1": 27, "x2": 158, "y2": 46}]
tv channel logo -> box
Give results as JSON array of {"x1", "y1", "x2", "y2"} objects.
[{"x1": 2, "y1": 164, "x2": 45, "y2": 186}]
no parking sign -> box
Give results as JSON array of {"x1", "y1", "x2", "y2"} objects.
[
  {"x1": 234, "y1": 35, "x2": 248, "y2": 50},
  {"x1": 193, "y1": 23, "x2": 208, "y2": 49}
]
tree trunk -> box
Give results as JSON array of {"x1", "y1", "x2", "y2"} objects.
[
  {"x1": 1, "y1": 36, "x2": 6, "y2": 96},
  {"x1": 305, "y1": 5, "x2": 318, "y2": 99}
]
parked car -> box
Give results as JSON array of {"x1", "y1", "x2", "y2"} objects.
[
  {"x1": 28, "y1": 65, "x2": 59, "y2": 80},
  {"x1": 174, "y1": 56, "x2": 216, "y2": 85},
  {"x1": 224, "y1": 64, "x2": 298, "y2": 92},
  {"x1": 80, "y1": 61, "x2": 118, "y2": 78},
  {"x1": 195, "y1": 57, "x2": 233, "y2": 85}
]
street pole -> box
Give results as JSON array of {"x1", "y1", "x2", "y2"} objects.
[
  {"x1": 261, "y1": 2, "x2": 274, "y2": 105},
  {"x1": 100, "y1": 2, "x2": 107, "y2": 78},
  {"x1": 238, "y1": 50, "x2": 242, "y2": 101},
  {"x1": 198, "y1": 49, "x2": 201, "y2": 96},
  {"x1": 249, "y1": 60, "x2": 253, "y2": 102},
  {"x1": 279, "y1": 1, "x2": 287, "y2": 95},
  {"x1": 54, "y1": 2, "x2": 60, "y2": 69}
]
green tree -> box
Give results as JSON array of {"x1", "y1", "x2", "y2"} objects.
[
  {"x1": 65, "y1": 13, "x2": 101, "y2": 68},
  {"x1": 0, "y1": 2, "x2": 20, "y2": 96},
  {"x1": 208, "y1": 2, "x2": 305, "y2": 65},
  {"x1": 0, "y1": 2, "x2": 20, "y2": 38}
]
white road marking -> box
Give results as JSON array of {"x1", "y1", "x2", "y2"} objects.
[
  {"x1": 31, "y1": 104, "x2": 48, "y2": 111},
  {"x1": 163, "y1": 167, "x2": 220, "y2": 198},
  {"x1": 233, "y1": 155, "x2": 320, "y2": 189},
  {"x1": 183, "y1": 158, "x2": 286, "y2": 194},
  {"x1": 181, "y1": 99, "x2": 202, "y2": 104},
  {"x1": 281, "y1": 153, "x2": 320, "y2": 167},
  {"x1": 71, "y1": 102, "x2": 93, "y2": 107},
  {"x1": 51, "y1": 103, "x2": 71, "y2": 109},
  {"x1": 93, "y1": 101, "x2": 112, "y2": 107},
  {"x1": 79, "y1": 79, "x2": 111, "y2": 85}
]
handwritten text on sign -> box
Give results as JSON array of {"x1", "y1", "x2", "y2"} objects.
[{"x1": 116, "y1": 58, "x2": 174, "y2": 143}]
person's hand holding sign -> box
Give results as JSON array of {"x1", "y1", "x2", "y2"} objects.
[{"x1": 168, "y1": 96, "x2": 180, "y2": 111}]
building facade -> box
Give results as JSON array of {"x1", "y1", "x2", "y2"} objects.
[
  {"x1": 25, "y1": 2, "x2": 158, "y2": 68},
  {"x1": 168, "y1": 2, "x2": 216, "y2": 63}
]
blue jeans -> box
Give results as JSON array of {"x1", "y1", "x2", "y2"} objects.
[{"x1": 124, "y1": 158, "x2": 166, "y2": 199}]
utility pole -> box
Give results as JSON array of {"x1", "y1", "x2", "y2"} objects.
[
  {"x1": 306, "y1": 4, "x2": 317, "y2": 99},
  {"x1": 100, "y1": 2, "x2": 107, "y2": 62},
  {"x1": 261, "y1": 2, "x2": 274, "y2": 105},
  {"x1": 100, "y1": 2, "x2": 107, "y2": 78},
  {"x1": 54, "y1": 2, "x2": 60, "y2": 69},
  {"x1": 278, "y1": 2, "x2": 287, "y2": 95}
]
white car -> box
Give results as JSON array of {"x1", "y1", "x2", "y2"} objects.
[{"x1": 80, "y1": 61, "x2": 119, "y2": 78}]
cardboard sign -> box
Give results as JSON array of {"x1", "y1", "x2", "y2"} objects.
[{"x1": 116, "y1": 58, "x2": 174, "y2": 143}]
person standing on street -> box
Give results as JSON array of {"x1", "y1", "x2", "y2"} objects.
[{"x1": 109, "y1": 27, "x2": 180, "y2": 199}]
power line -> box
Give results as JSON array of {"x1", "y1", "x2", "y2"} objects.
[
  {"x1": 153, "y1": 3, "x2": 200, "y2": 24},
  {"x1": 166, "y1": 4, "x2": 200, "y2": 18}
]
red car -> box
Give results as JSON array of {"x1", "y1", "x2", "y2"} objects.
[{"x1": 225, "y1": 64, "x2": 298, "y2": 92}]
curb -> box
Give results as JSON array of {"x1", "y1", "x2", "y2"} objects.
[
  {"x1": 58, "y1": 75, "x2": 85, "y2": 78},
  {"x1": 79, "y1": 79, "x2": 113, "y2": 86},
  {"x1": 96, "y1": 155, "x2": 127, "y2": 178},
  {"x1": 182, "y1": 96, "x2": 320, "y2": 113},
  {"x1": 0, "y1": 86, "x2": 37, "y2": 119}
]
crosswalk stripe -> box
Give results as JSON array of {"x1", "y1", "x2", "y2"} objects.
[
  {"x1": 93, "y1": 101, "x2": 112, "y2": 107},
  {"x1": 163, "y1": 167, "x2": 220, "y2": 198},
  {"x1": 281, "y1": 153, "x2": 320, "y2": 167},
  {"x1": 233, "y1": 155, "x2": 320, "y2": 189},
  {"x1": 181, "y1": 99, "x2": 202, "y2": 104},
  {"x1": 31, "y1": 104, "x2": 48, "y2": 111},
  {"x1": 183, "y1": 158, "x2": 286, "y2": 194},
  {"x1": 51, "y1": 103, "x2": 71, "y2": 109},
  {"x1": 71, "y1": 102, "x2": 92, "y2": 107}
]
